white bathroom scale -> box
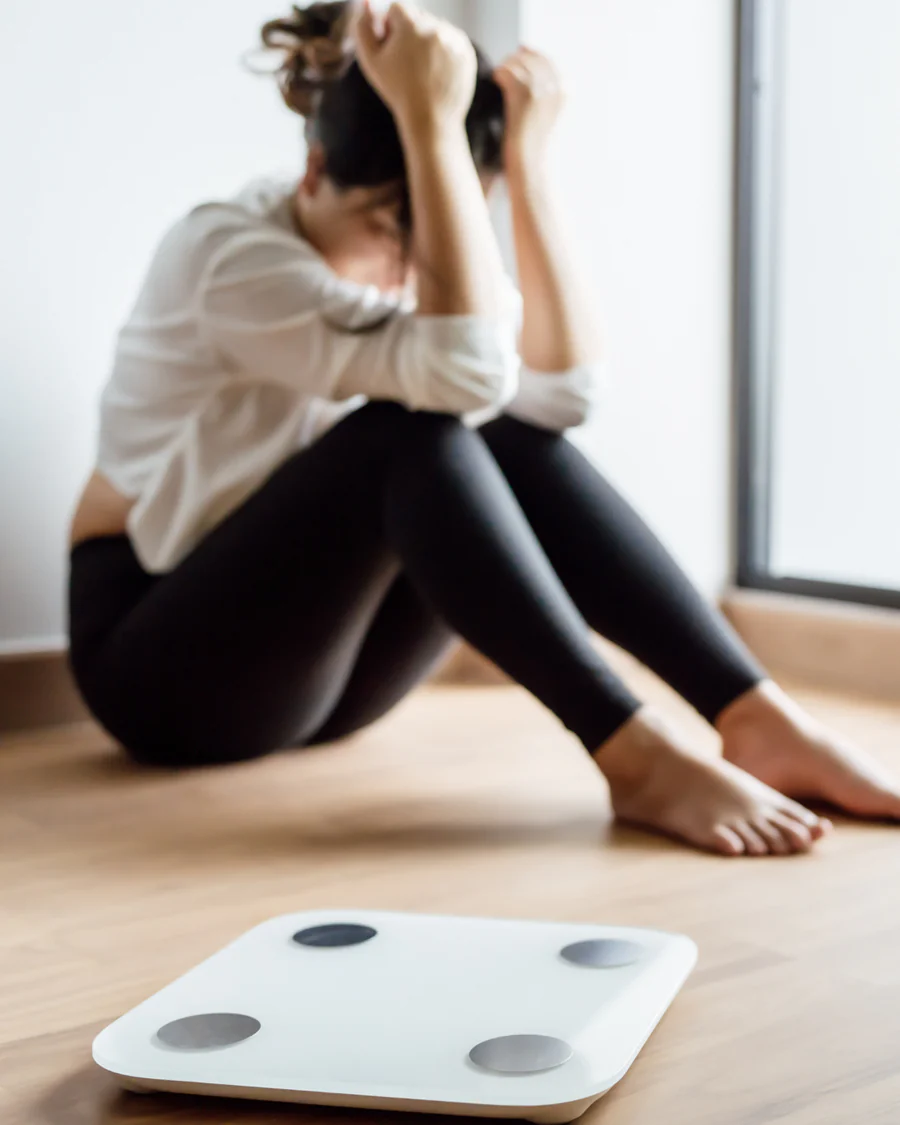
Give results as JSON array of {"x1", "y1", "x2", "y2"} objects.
[{"x1": 93, "y1": 909, "x2": 697, "y2": 1123}]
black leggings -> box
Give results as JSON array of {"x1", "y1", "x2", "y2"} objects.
[{"x1": 69, "y1": 403, "x2": 764, "y2": 767}]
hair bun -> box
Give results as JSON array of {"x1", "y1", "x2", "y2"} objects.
[{"x1": 261, "y1": 1, "x2": 360, "y2": 117}]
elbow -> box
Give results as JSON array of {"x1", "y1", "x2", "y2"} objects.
[
  {"x1": 552, "y1": 396, "x2": 596, "y2": 431},
  {"x1": 407, "y1": 316, "x2": 520, "y2": 414},
  {"x1": 526, "y1": 396, "x2": 595, "y2": 432},
  {"x1": 463, "y1": 353, "x2": 520, "y2": 413},
  {"x1": 553, "y1": 370, "x2": 607, "y2": 428},
  {"x1": 507, "y1": 362, "x2": 609, "y2": 432},
  {"x1": 419, "y1": 350, "x2": 520, "y2": 415}
]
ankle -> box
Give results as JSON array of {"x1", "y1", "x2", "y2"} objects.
[
  {"x1": 715, "y1": 679, "x2": 783, "y2": 733},
  {"x1": 715, "y1": 680, "x2": 794, "y2": 737},
  {"x1": 593, "y1": 707, "x2": 673, "y2": 788}
]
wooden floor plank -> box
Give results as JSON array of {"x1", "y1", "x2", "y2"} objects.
[{"x1": 2, "y1": 667, "x2": 900, "y2": 1123}]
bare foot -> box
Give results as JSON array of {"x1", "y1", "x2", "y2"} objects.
[
  {"x1": 718, "y1": 681, "x2": 900, "y2": 820},
  {"x1": 595, "y1": 708, "x2": 830, "y2": 856}
]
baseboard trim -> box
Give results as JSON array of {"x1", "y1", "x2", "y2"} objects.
[
  {"x1": 0, "y1": 643, "x2": 506, "y2": 736},
  {"x1": 722, "y1": 587, "x2": 900, "y2": 702},
  {"x1": 4, "y1": 588, "x2": 897, "y2": 734},
  {"x1": 0, "y1": 650, "x2": 89, "y2": 734},
  {"x1": 0, "y1": 639, "x2": 510, "y2": 736}
]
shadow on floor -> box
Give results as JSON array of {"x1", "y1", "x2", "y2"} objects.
[
  {"x1": 37, "y1": 1064, "x2": 564, "y2": 1125},
  {"x1": 9, "y1": 740, "x2": 668, "y2": 872}
]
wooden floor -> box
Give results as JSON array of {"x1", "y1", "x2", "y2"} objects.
[{"x1": 3, "y1": 660, "x2": 900, "y2": 1125}]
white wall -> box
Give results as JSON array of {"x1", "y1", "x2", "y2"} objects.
[
  {"x1": 0, "y1": 0, "x2": 735, "y2": 653},
  {"x1": 522, "y1": 0, "x2": 737, "y2": 596},
  {"x1": 0, "y1": 1, "x2": 304, "y2": 653},
  {"x1": 0, "y1": 0, "x2": 469, "y2": 655}
]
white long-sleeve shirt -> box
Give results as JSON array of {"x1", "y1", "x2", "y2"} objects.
[{"x1": 96, "y1": 177, "x2": 603, "y2": 572}]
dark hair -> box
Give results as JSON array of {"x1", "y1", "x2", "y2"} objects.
[{"x1": 260, "y1": 1, "x2": 505, "y2": 230}]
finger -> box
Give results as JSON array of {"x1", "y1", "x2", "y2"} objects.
[
  {"x1": 497, "y1": 48, "x2": 530, "y2": 71},
  {"x1": 389, "y1": 2, "x2": 431, "y2": 31},
  {"x1": 387, "y1": 2, "x2": 415, "y2": 29},
  {"x1": 509, "y1": 54, "x2": 540, "y2": 83},
  {"x1": 506, "y1": 56, "x2": 559, "y2": 100},
  {"x1": 494, "y1": 60, "x2": 528, "y2": 84},
  {"x1": 522, "y1": 48, "x2": 564, "y2": 90},
  {"x1": 508, "y1": 45, "x2": 548, "y2": 65},
  {"x1": 503, "y1": 58, "x2": 532, "y2": 85},
  {"x1": 515, "y1": 47, "x2": 548, "y2": 71},
  {"x1": 518, "y1": 45, "x2": 550, "y2": 60},
  {"x1": 355, "y1": 2, "x2": 381, "y2": 61},
  {"x1": 517, "y1": 46, "x2": 555, "y2": 73},
  {"x1": 493, "y1": 65, "x2": 515, "y2": 91},
  {"x1": 521, "y1": 53, "x2": 562, "y2": 94},
  {"x1": 493, "y1": 67, "x2": 526, "y2": 99}
]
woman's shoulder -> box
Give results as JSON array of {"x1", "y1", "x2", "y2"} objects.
[
  {"x1": 156, "y1": 174, "x2": 318, "y2": 286},
  {"x1": 158, "y1": 174, "x2": 293, "y2": 249},
  {"x1": 188, "y1": 175, "x2": 296, "y2": 230}
]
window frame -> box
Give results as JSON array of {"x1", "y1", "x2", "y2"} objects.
[{"x1": 734, "y1": 0, "x2": 900, "y2": 611}]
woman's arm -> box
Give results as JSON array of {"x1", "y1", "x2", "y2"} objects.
[
  {"x1": 200, "y1": 3, "x2": 517, "y2": 418},
  {"x1": 203, "y1": 4, "x2": 519, "y2": 416},
  {"x1": 495, "y1": 48, "x2": 602, "y2": 372},
  {"x1": 356, "y1": 2, "x2": 508, "y2": 317},
  {"x1": 202, "y1": 229, "x2": 519, "y2": 414}
]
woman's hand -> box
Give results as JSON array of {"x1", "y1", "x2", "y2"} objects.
[
  {"x1": 494, "y1": 47, "x2": 566, "y2": 172},
  {"x1": 355, "y1": 1, "x2": 477, "y2": 135}
]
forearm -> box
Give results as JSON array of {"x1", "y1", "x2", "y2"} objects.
[
  {"x1": 400, "y1": 118, "x2": 508, "y2": 317},
  {"x1": 507, "y1": 156, "x2": 602, "y2": 371}
]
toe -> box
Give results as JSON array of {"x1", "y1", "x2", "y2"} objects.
[
  {"x1": 782, "y1": 799, "x2": 828, "y2": 838},
  {"x1": 770, "y1": 812, "x2": 815, "y2": 853},
  {"x1": 711, "y1": 825, "x2": 746, "y2": 856},
  {"x1": 753, "y1": 816, "x2": 792, "y2": 856},
  {"x1": 733, "y1": 820, "x2": 769, "y2": 856}
]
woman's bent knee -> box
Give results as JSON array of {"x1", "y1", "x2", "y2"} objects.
[{"x1": 353, "y1": 400, "x2": 469, "y2": 436}]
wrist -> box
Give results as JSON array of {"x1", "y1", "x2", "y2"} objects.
[
  {"x1": 506, "y1": 135, "x2": 549, "y2": 174},
  {"x1": 397, "y1": 107, "x2": 468, "y2": 149},
  {"x1": 505, "y1": 152, "x2": 553, "y2": 202}
]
